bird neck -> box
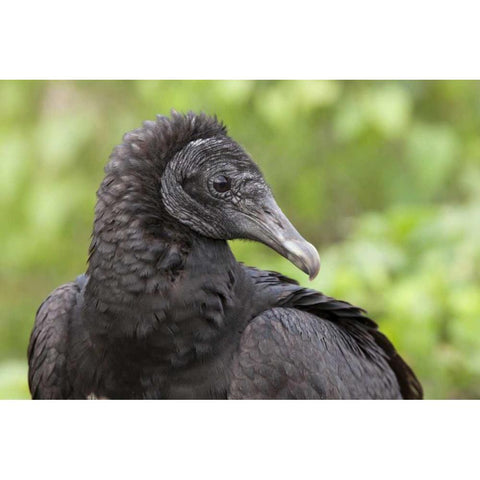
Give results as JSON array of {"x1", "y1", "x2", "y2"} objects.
[
  {"x1": 85, "y1": 218, "x2": 191, "y2": 307},
  {"x1": 85, "y1": 168, "x2": 189, "y2": 300},
  {"x1": 83, "y1": 220, "x2": 254, "y2": 397},
  {"x1": 84, "y1": 208, "x2": 248, "y2": 331}
]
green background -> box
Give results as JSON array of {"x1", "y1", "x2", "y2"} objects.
[{"x1": 1, "y1": 80, "x2": 479, "y2": 399}]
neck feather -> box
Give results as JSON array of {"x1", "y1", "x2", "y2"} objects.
[{"x1": 85, "y1": 168, "x2": 193, "y2": 302}]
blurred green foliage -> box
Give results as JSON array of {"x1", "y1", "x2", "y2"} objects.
[{"x1": 1, "y1": 80, "x2": 479, "y2": 399}]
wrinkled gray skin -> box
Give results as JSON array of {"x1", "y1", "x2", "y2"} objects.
[
  {"x1": 27, "y1": 112, "x2": 422, "y2": 399},
  {"x1": 161, "y1": 137, "x2": 320, "y2": 279}
]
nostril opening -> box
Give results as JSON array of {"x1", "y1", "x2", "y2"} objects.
[{"x1": 264, "y1": 209, "x2": 285, "y2": 230}]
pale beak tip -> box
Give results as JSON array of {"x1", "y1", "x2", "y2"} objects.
[
  {"x1": 307, "y1": 250, "x2": 320, "y2": 281},
  {"x1": 283, "y1": 240, "x2": 320, "y2": 281}
]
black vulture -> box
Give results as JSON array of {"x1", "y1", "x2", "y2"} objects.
[{"x1": 28, "y1": 112, "x2": 423, "y2": 399}]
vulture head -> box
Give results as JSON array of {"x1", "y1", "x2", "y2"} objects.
[{"x1": 98, "y1": 111, "x2": 320, "y2": 280}]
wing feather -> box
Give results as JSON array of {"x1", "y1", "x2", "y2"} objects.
[
  {"x1": 27, "y1": 279, "x2": 83, "y2": 399},
  {"x1": 234, "y1": 267, "x2": 423, "y2": 399}
]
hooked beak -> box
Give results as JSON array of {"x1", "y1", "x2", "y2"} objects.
[{"x1": 243, "y1": 196, "x2": 321, "y2": 280}]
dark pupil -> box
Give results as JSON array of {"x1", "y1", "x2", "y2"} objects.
[{"x1": 213, "y1": 175, "x2": 231, "y2": 193}]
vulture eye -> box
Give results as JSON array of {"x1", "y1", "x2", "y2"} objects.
[{"x1": 213, "y1": 175, "x2": 231, "y2": 193}]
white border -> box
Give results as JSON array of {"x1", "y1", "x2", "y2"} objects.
[
  {"x1": 1, "y1": 2, "x2": 479, "y2": 78},
  {"x1": 1, "y1": 401, "x2": 477, "y2": 478}
]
